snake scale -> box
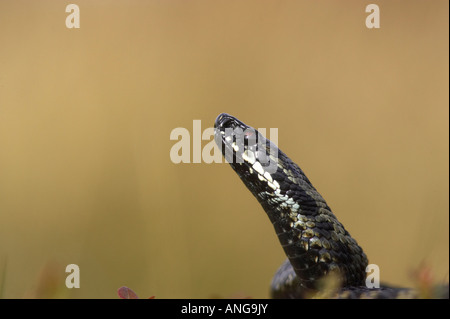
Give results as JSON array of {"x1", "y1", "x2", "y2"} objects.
[{"x1": 213, "y1": 113, "x2": 448, "y2": 299}]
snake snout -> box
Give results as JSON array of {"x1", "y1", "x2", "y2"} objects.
[
  {"x1": 214, "y1": 113, "x2": 233, "y2": 129},
  {"x1": 214, "y1": 113, "x2": 248, "y2": 131}
]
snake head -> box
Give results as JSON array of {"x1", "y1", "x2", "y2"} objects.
[
  {"x1": 214, "y1": 113, "x2": 316, "y2": 207},
  {"x1": 214, "y1": 113, "x2": 280, "y2": 193},
  {"x1": 214, "y1": 113, "x2": 314, "y2": 216}
]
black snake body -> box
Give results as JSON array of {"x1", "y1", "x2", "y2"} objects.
[{"x1": 213, "y1": 113, "x2": 448, "y2": 299}]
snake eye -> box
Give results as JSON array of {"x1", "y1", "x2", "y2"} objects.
[
  {"x1": 243, "y1": 130, "x2": 258, "y2": 148},
  {"x1": 244, "y1": 131, "x2": 253, "y2": 140}
]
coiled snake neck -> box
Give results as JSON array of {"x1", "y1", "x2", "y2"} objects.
[{"x1": 213, "y1": 113, "x2": 448, "y2": 299}]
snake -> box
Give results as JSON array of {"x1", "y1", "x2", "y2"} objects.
[{"x1": 213, "y1": 113, "x2": 448, "y2": 299}]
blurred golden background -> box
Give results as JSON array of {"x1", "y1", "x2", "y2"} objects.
[{"x1": 0, "y1": 1, "x2": 448, "y2": 298}]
